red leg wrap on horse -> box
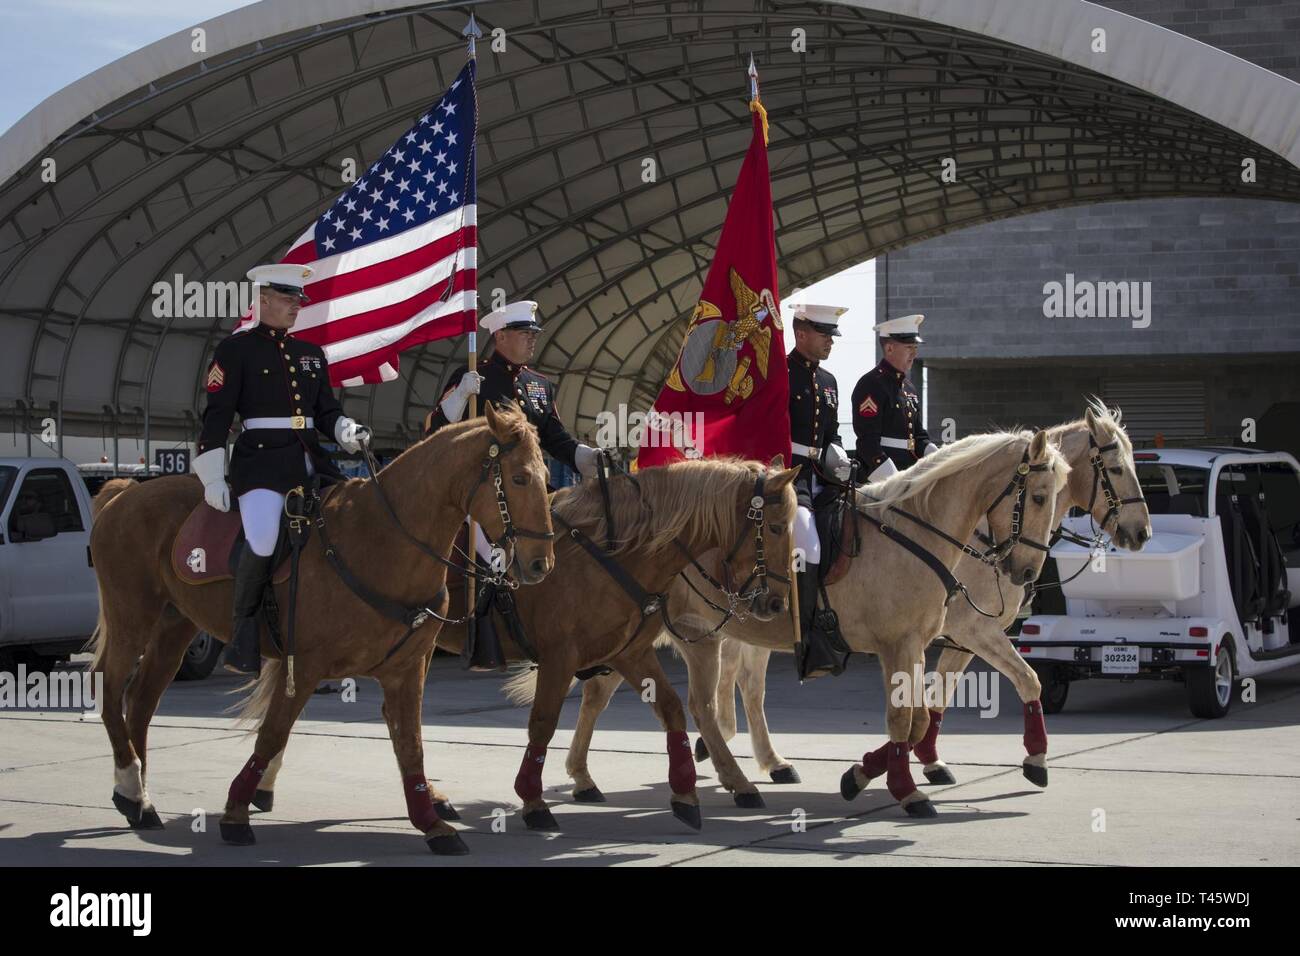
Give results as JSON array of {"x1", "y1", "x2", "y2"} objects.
[
  {"x1": 861, "y1": 741, "x2": 891, "y2": 779},
  {"x1": 885, "y1": 742, "x2": 918, "y2": 802},
  {"x1": 514, "y1": 744, "x2": 547, "y2": 802},
  {"x1": 1023, "y1": 700, "x2": 1048, "y2": 756},
  {"x1": 667, "y1": 731, "x2": 696, "y2": 794},
  {"x1": 228, "y1": 754, "x2": 269, "y2": 806},
  {"x1": 912, "y1": 709, "x2": 944, "y2": 765},
  {"x1": 403, "y1": 774, "x2": 442, "y2": 832}
]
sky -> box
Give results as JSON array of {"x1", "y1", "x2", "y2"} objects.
[{"x1": 0, "y1": 0, "x2": 258, "y2": 136}]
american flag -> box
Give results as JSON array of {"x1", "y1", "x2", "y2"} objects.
[{"x1": 243, "y1": 60, "x2": 477, "y2": 387}]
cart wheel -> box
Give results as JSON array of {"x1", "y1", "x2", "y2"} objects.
[
  {"x1": 1187, "y1": 636, "x2": 1235, "y2": 719},
  {"x1": 1038, "y1": 669, "x2": 1069, "y2": 715}
]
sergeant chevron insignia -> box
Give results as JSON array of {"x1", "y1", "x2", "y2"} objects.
[
  {"x1": 206, "y1": 362, "x2": 225, "y2": 392},
  {"x1": 858, "y1": 395, "x2": 878, "y2": 417}
]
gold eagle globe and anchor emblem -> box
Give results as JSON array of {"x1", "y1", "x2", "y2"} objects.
[{"x1": 666, "y1": 267, "x2": 780, "y2": 404}]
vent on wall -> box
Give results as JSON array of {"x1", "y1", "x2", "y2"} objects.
[{"x1": 1101, "y1": 379, "x2": 1207, "y2": 442}]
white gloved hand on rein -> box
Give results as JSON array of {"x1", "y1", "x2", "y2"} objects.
[
  {"x1": 192, "y1": 448, "x2": 231, "y2": 512},
  {"x1": 575, "y1": 444, "x2": 602, "y2": 480},
  {"x1": 824, "y1": 443, "x2": 852, "y2": 482},
  {"x1": 335, "y1": 417, "x2": 370, "y2": 454}
]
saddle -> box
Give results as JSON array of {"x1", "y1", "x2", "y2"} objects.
[
  {"x1": 171, "y1": 487, "x2": 338, "y2": 586},
  {"x1": 814, "y1": 488, "x2": 859, "y2": 588}
]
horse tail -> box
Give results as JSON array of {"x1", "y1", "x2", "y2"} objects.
[
  {"x1": 503, "y1": 664, "x2": 540, "y2": 706},
  {"x1": 229, "y1": 660, "x2": 282, "y2": 730},
  {"x1": 85, "y1": 586, "x2": 110, "y2": 673},
  {"x1": 92, "y1": 478, "x2": 137, "y2": 519}
]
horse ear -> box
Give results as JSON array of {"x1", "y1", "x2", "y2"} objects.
[
  {"x1": 768, "y1": 465, "x2": 801, "y2": 491},
  {"x1": 483, "y1": 401, "x2": 504, "y2": 438},
  {"x1": 1084, "y1": 405, "x2": 1099, "y2": 431},
  {"x1": 1029, "y1": 429, "x2": 1049, "y2": 462},
  {"x1": 768, "y1": 454, "x2": 784, "y2": 470}
]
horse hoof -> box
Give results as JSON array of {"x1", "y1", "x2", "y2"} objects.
[
  {"x1": 694, "y1": 737, "x2": 710, "y2": 763},
  {"x1": 733, "y1": 791, "x2": 766, "y2": 809},
  {"x1": 219, "y1": 821, "x2": 256, "y2": 846},
  {"x1": 840, "y1": 768, "x2": 863, "y2": 802},
  {"x1": 426, "y1": 832, "x2": 470, "y2": 856},
  {"x1": 1022, "y1": 762, "x2": 1049, "y2": 788},
  {"x1": 924, "y1": 766, "x2": 957, "y2": 786},
  {"x1": 903, "y1": 798, "x2": 938, "y2": 819},
  {"x1": 769, "y1": 766, "x2": 801, "y2": 785},
  {"x1": 133, "y1": 806, "x2": 165, "y2": 830},
  {"x1": 523, "y1": 807, "x2": 559, "y2": 830},
  {"x1": 111, "y1": 790, "x2": 141, "y2": 825},
  {"x1": 251, "y1": 789, "x2": 275, "y2": 812},
  {"x1": 573, "y1": 787, "x2": 606, "y2": 803},
  {"x1": 433, "y1": 800, "x2": 462, "y2": 821},
  {"x1": 671, "y1": 800, "x2": 703, "y2": 831}
]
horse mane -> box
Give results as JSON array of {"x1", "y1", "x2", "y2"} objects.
[
  {"x1": 552, "y1": 457, "x2": 765, "y2": 555},
  {"x1": 1083, "y1": 395, "x2": 1133, "y2": 457},
  {"x1": 857, "y1": 430, "x2": 1036, "y2": 518}
]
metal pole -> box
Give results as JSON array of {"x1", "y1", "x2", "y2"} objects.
[{"x1": 463, "y1": 12, "x2": 483, "y2": 612}]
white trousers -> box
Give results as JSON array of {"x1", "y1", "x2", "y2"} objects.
[
  {"x1": 794, "y1": 505, "x2": 820, "y2": 566},
  {"x1": 238, "y1": 453, "x2": 315, "y2": 558},
  {"x1": 466, "y1": 516, "x2": 492, "y2": 561}
]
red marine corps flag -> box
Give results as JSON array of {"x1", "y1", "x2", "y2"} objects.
[{"x1": 637, "y1": 59, "x2": 791, "y2": 468}]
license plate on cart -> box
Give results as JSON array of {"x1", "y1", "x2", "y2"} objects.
[{"x1": 1101, "y1": 645, "x2": 1139, "y2": 675}]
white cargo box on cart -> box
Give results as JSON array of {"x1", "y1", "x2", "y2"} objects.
[{"x1": 1054, "y1": 532, "x2": 1203, "y2": 602}]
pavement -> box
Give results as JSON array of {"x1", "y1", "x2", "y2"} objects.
[{"x1": 1, "y1": 649, "x2": 1297, "y2": 866}]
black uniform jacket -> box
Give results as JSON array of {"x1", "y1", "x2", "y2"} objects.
[
  {"x1": 424, "y1": 350, "x2": 579, "y2": 470},
  {"x1": 788, "y1": 350, "x2": 843, "y2": 505},
  {"x1": 851, "y1": 358, "x2": 931, "y2": 476},
  {"x1": 197, "y1": 325, "x2": 346, "y2": 497}
]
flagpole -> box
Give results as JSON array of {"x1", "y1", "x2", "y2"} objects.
[
  {"x1": 463, "y1": 12, "x2": 484, "y2": 643},
  {"x1": 748, "y1": 52, "x2": 801, "y2": 661}
]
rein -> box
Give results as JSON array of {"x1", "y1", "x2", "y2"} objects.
[{"x1": 315, "y1": 432, "x2": 553, "y2": 668}]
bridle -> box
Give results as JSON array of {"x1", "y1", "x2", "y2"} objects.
[
  {"x1": 361, "y1": 434, "x2": 554, "y2": 591},
  {"x1": 972, "y1": 442, "x2": 1056, "y2": 560},
  {"x1": 554, "y1": 458, "x2": 793, "y2": 647}
]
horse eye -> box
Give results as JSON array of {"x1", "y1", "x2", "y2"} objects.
[
  {"x1": 1108, "y1": 467, "x2": 1122, "y2": 476},
  {"x1": 1032, "y1": 494, "x2": 1046, "y2": 506},
  {"x1": 512, "y1": 474, "x2": 528, "y2": 486},
  {"x1": 769, "y1": 524, "x2": 785, "y2": 535}
]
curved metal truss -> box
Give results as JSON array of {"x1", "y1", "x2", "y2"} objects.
[{"x1": 1, "y1": 0, "x2": 1297, "y2": 455}]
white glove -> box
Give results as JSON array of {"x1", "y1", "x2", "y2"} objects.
[
  {"x1": 335, "y1": 417, "x2": 370, "y2": 454},
  {"x1": 575, "y1": 444, "x2": 602, "y2": 480},
  {"x1": 824, "y1": 443, "x2": 851, "y2": 482},
  {"x1": 867, "y1": 457, "x2": 898, "y2": 483},
  {"x1": 922, "y1": 442, "x2": 939, "y2": 457},
  {"x1": 439, "y1": 371, "x2": 484, "y2": 422},
  {"x1": 192, "y1": 448, "x2": 230, "y2": 512}
]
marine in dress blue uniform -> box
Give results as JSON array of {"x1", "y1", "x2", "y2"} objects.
[
  {"x1": 851, "y1": 313, "x2": 938, "y2": 483},
  {"x1": 192, "y1": 264, "x2": 371, "y2": 674},
  {"x1": 785, "y1": 302, "x2": 853, "y2": 680}
]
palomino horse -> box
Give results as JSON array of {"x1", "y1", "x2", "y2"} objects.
[
  {"x1": 87, "y1": 405, "x2": 553, "y2": 856},
  {"x1": 564, "y1": 429, "x2": 1069, "y2": 817},
  {"x1": 913, "y1": 402, "x2": 1149, "y2": 787},
  {"x1": 450, "y1": 456, "x2": 798, "y2": 832}
]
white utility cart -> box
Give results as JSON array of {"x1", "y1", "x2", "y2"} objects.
[{"x1": 1018, "y1": 448, "x2": 1300, "y2": 718}]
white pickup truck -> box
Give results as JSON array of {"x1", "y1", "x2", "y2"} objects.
[
  {"x1": 1019, "y1": 448, "x2": 1300, "y2": 718},
  {"x1": 0, "y1": 457, "x2": 220, "y2": 679}
]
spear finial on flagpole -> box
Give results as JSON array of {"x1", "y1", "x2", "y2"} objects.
[
  {"x1": 464, "y1": 12, "x2": 482, "y2": 59},
  {"x1": 747, "y1": 53, "x2": 768, "y2": 145}
]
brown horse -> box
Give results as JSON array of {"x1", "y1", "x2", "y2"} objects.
[
  {"x1": 469, "y1": 456, "x2": 798, "y2": 831},
  {"x1": 87, "y1": 404, "x2": 553, "y2": 856},
  {"x1": 563, "y1": 429, "x2": 1070, "y2": 816}
]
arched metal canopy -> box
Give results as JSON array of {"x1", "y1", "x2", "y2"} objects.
[{"x1": 1, "y1": 0, "x2": 1297, "y2": 453}]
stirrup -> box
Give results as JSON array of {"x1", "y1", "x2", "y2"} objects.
[{"x1": 223, "y1": 619, "x2": 262, "y2": 675}]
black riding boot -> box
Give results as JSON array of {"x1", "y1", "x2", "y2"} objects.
[
  {"x1": 224, "y1": 552, "x2": 272, "y2": 675},
  {"x1": 794, "y1": 565, "x2": 850, "y2": 681},
  {"x1": 463, "y1": 580, "x2": 507, "y2": 672}
]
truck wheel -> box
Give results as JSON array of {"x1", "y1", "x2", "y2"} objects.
[
  {"x1": 1187, "y1": 637, "x2": 1235, "y2": 719},
  {"x1": 1040, "y1": 672, "x2": 1069, "y2": 715},
  {"x1": 176, "y1": 632, "x2": 222, "y2": 681}
]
